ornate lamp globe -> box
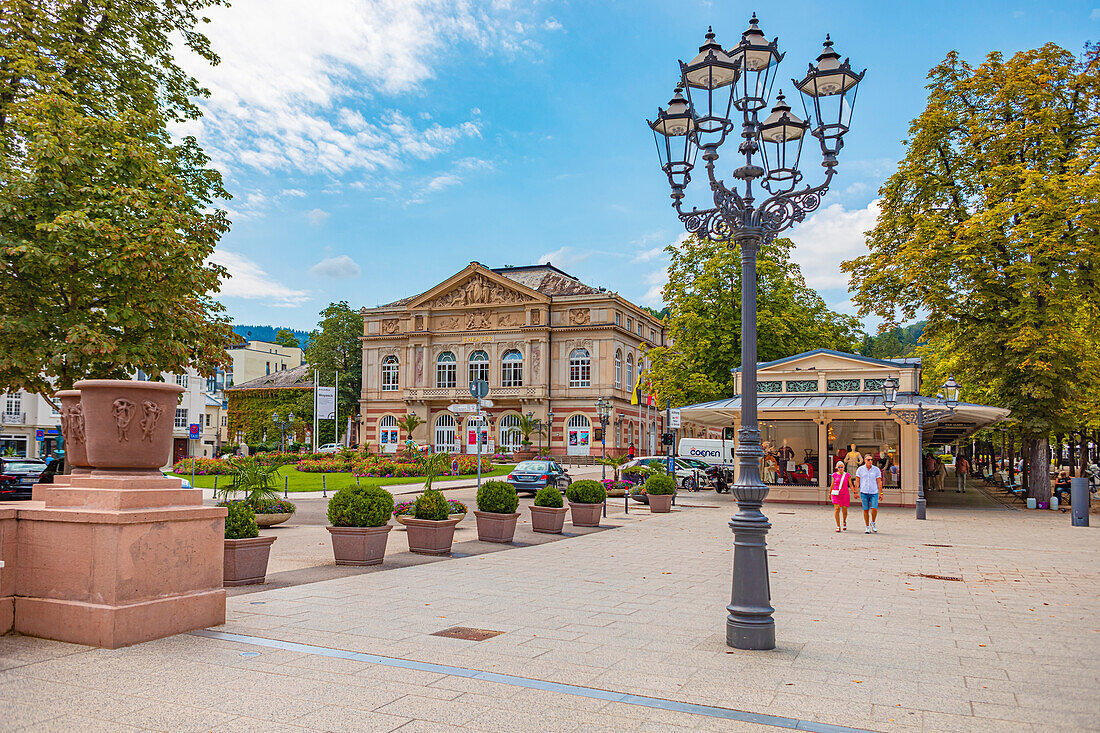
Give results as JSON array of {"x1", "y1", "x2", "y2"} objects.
[
  {"x1": 881, "y1": 377, "x2": 899, "y2": 409},
  {"x1": 648, "y1": 86, "x2": 698, "y2": 193},
  {"x1": 680, "y1": 27, "x2": 740, "y2": 147},
  {"x1": 794, "y1": 35, "x2": 865, "y2": 162},
  {"x1": 759, "y1": 91, "x2": 808, "y2": 190},
  {"x1": 941, "y1": 376, "x2": 960, "y2": 409},
  {"x1": 729, "y1": 13, "x2": 783, "y2": 112}
]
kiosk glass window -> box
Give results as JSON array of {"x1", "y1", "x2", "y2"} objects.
[
  {"x1": 760, "y1": 420, "x2": 819, "y2": 486},
  {"x1": 436, "y1": 352, "x2": 456, "y2": 388},
  {"x1": 827, "y1": 419, "x2": 900, "y2": 488}
]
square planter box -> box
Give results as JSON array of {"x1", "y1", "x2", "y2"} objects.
[
  {"x1": 569, "y1": 502, "x2": 603, "y2": 528},
  {"x1": 327, "y1": 524, "x2": 392, "y2": 566},
  {"x1": 223, "y1": 536, "x2": 276, "y2": 586},
  {"x1": 529, "y1": 505, "x2": 568, "y2": 534},
  {"x1": 404, "y1": 516, "x2": 462, "y2": 555},
  {"x1": 474, "y1": 510, "x2": 520, "y2": 543},
  {"x1": 648, "y1": 494, "x2": 674, "y2": 513}
]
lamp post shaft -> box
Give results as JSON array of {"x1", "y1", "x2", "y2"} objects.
[
  {"x1": 727, "y1": 226, "x2": 775, "y2": 651},
  {"x1": 916, "y1": 406, "x2": 927, "y2": 520}
]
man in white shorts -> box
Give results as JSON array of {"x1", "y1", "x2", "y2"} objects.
[{"x1": 855, "y1": 453, "x2": 883, "y2": 533}]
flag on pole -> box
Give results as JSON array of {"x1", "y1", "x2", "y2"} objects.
[{"x1": 631, "y1": 368, "x2": 645, "y2": 406}]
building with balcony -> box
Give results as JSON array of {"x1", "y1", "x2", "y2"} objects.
[
  {"x1": 359, "y1": 262, "x2": 666, "y2": 456},
  {"x1": 1, "y1": 390, "x2": 62, "y2": 458},
  {"x1": 226, "y1": 340, "x2": 304, "y2": 387}
]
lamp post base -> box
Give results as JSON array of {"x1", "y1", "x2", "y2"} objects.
[
  {"x1": 915, "y1": 497, "x2": 926, "y2": 520},
  {"x1": 726, "y1": 506, "x2": 775, "y2": 651}
]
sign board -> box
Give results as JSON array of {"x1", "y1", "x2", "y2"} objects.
[
  {"x1": 451, "y1": 403, "x2": 478, "y2": 413},
  {"x1": 480, "y1": 399, "x2": 494, "y2": 407},
  {"x1": 189, "y1": 424, "x2": 201, "y2": 439},
  {"x1": 469, "y1": 379, "x2": 489, "y2": 399},
  {"x1": 35, "y1": 429, "x2": 44, "y2": 440},
  {"x1": 451, "y1": 459, "x2": 459, "y2": 475},
  {"x1": 316, "y1": 386, "x2": 336, "y2": 419},
  {"x1": 669, "y1": 408, "x2": 682, "y2": 429}
]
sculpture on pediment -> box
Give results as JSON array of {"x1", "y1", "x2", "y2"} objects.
[
  {"x1": 466, "y1": 309, "x2": 491, "y2": 330},
  {"x1": 429, "y1": 274, "x2": 533, "y2": 308},
  {"x1": 381, "y1": 318, "x2": 399, "y2": 335},
  {"x1": 568, "y1": 308, "x2": 590, "y2": 326}
]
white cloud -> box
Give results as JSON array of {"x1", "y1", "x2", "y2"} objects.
[
  {"x1": 786, "y1": 199, "x2": 881, "y2": 290},
  {"x1": 307, "y1": 208, "x2": 330, "y2": 226},
  {"x1": 280, "y1": 188, "x2": 307, "y2": 198},
  {"x1": 426, "y1": 173, "x2": 462, "y2": 192},
  {"x1": 223, "y1": 190, "x2": 269, "y2": 221},
  {"x1": 641, "y1": 267, "x2": 668, "y2": 307},
  {"x1": 537, "y1": 246, "x2": 592, "y2": 269},
  {"x1": 543, "y1": 17, "x2": 563, "y2": 31},
  {"x1": 1092, "y1": 7, "x2": 1100, "y2": 19},
  {"x1": 209, "y1": 250, "x2": 310, "y2": 307},
  {"x1": 175, "y1": 0, "x2": 536, "y2": 177},
  {"x1": 309, "y1": 255, "x2": 362, "y2": 279},
  {"x1": 408, "y1": 157, "x2": 494, "y2": 203}
]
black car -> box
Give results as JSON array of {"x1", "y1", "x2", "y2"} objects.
[
  {"x1": 506, "y1": 460, "x2": 572, "y2": 495},
  {"x1": 0, "y1": 458, "x2": 47, "y2": 500}
]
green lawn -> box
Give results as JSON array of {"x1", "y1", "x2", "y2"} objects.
[{"x1": 170, "y1": 464, "x2": 516, "y2": 493}]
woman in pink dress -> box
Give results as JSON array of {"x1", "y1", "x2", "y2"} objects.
[{"x1": 830, "y1": 460, "x2": 851, "y2": 532}]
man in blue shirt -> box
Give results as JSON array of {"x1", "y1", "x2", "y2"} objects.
[{"x1": 855, "y1": 453, "x2": 883, "y2": 534}]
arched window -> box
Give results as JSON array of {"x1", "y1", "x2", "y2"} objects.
[
  {"x1": 437, "y1": 352, "x2": 456, "y2": 388},
  {"x1": 569, "y1": 348, "x2": 591, "y2": 388},
  {"x1": 381, "y1": 355, "x2": 399, "y2": 391},
  {"x1": 434, "y1": 413, "x2": 456, "y2": 453},
  {"x1": 501, "y1": 349, "x2": 523, "y2": 387},
  {"x1": 379, "y1": 414, "x2": 398, "y2": 450},
  {"x1": 468, "y1": 350, "x2": 489, "y2": 385},
  {"x1": 614, "y1": 349, "x2": 622, "y2": 388},
  {"x1": 566, "y1": 414, "x2": 591, "y2": 455},
  {"x1": 499, "y1": 413, "x2": 522, "y2": 451},
  {"x1": 626, "y1": 353, "x2": 635, "y2": 393}
]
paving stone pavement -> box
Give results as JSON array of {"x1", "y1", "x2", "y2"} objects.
[{"x1": 1, "y1": 492, "x2": 1097, "y2": 733}]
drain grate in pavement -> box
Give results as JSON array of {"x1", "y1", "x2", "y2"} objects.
[
  {"x1": 432, "y1": 626, "x2": 504, "y2": 641},
  {"x1": 923, "y1": 543, "x2": 953, "y2": 548},
  {"x1": 909, "y1": 572, "x2": 963, "y2": 582}
]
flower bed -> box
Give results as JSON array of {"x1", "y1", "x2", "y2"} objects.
[
  {"x1": 252, "y1": 499, "x2": 297, "y2": 515},
  {"x1": 172, "y1": 457, "x2": 231, "y2": 475},
  {"x1": 297, "y1": 454, "x2": 491, "y2": 477}
]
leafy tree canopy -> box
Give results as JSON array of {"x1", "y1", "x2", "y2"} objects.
[
  {"x1": 647, "y1": 235, "x2": 861, "y2": 407},
  {"x1": 0, "y1": 0, "x2": 233, "y2": 395},
  {"x1": 274, "y1": 329, "x2": 300, "y2": 349},
  {"x1": 859, "y1": 322, "x2": 926, "y2": 359}
]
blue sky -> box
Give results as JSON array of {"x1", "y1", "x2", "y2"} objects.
[{"x1": 179, "y1": 0, "x2": 1099, "y2": 331}]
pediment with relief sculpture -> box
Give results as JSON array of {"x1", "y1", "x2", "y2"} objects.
[{"x1": 410, "y1": 267, "x2": 543, "y2": 310}]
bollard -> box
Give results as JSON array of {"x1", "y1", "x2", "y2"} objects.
[
  {"x1": 1070, "y1": 477, "x2": 1089, "y2": 527},
  {"x1": 322, "y1": 474, "x2": 326, "y2": 498},
  {"x1": 356, "y1": 475, "x2": 360, "y2": 487},
  {"x1": 284, "y1": 475, "x2": 288, "y2": 499},
  {"x1": 213, "y1": 475, "x2": 218, "y2": 495}
]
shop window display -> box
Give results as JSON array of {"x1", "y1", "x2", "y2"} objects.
[
  {"x1": 760, "y1": 420, "x2": 818, "y2": 486},
  {"x1": 828, "y1": 420, "x2": 900, "y2": 488}
]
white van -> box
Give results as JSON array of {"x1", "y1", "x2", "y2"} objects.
[{"x1": 677, "y1": 438, "x2": 736, "y2": 466}]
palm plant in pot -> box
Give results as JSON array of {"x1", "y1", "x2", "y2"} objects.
[
  {"x1": 643, "y1": 474, "x2": 676, "y2": 513},
  {"x1": 508, "y1": 414, "x2": 544, "y2": 459},
  {"x1": 474, "y1": 480, "x2": 520, "y2": 543},
  {"x1": 326, "y1": 485, "x2": 395, "y2": 565},
  {"x1": 216, "y1": 456, "x2": 295, "y2": 527},
  {"x1": 565, "y1": 480, "x2": 606, "y2": 528},
  {"x1": 222, "y1": 501, "x2": 276, "y2": 586},
  {"x1": 529, "y1": 485, "x2": 568, "y2": 534}
]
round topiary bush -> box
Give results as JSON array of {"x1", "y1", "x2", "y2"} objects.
[
  {"x1": 566, "y1": 480, "x2": 606, "y2": 504},
  {"x1": 327, "y1": 486, "x2": 395, "y2": 527},
  {"x1": 413, "y1": 488, "x2": 450, "y2": 520},
  {"x1": 224, "y1": 501, "x2": 259, "y2": 540},
  {"x1": 476, "y1": 480, "x2": 519, "y2": 514},
  {"x1": 533, "y1": 485, "x2": 563, "y2": 508},
  {"x1": 644, "y1": 474, "x2": 677, "y2": 496}
]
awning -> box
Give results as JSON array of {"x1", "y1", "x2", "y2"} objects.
[{"x1": 679, "y1": 393, "x2": 1010, "y2": 446}]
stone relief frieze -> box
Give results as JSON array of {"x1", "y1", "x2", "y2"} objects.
[
  {"x1": 428, "y1": 274, "x2": 533, "y2": 308},
  {"x1": 497, "y1": 311, "x2": 522, "y2": 328},
  {"x1": 466, "y1": 309, "x2": 491, "y2": 330},
  {"x1": 568, "y1": 308, "x2": 591, "y2": 326},
  {"x1": 380, "y1": 318, "x2": 400, "y2": 335},
  {"x1": 436, "y1": 315, "x2": 461, "y2": 331}
]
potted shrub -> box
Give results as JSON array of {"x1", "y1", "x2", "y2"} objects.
[
  {"x1": 405, "y1": 488, "x2": 461, "y2": 555},
  {"x1": 394, "y1": 498, "x2": 466, "y2": 526},
  {"x1": 222, "y1": 501, "x2": 276, "y2": 586},
  {"x1": 529, "y1": 485, "x2": 568, "y2": 534},
  {"x1": 565, "y1": 480, "x2": 606, "y2": 527},
  {"x1": 326, "y1": 485, "x2": 395, "y2": 566},
  {"x1": 474, "y1": 480, "x2": 520, "y2": 543},
  {"x1": 644, "y1": 474, "x2": 676, "y2": 513}
]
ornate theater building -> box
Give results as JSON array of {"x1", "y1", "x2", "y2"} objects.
[{"x1": 359, "y1": 262, "x2": 667, "y2": 457}]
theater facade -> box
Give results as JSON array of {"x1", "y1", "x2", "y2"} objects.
[{"x1": 358, "y1": 262, "x2": 667, "y2": 457}]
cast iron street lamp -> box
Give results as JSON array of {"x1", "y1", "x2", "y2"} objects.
[
  {"x1": 649, "y1": 15, "x2": 864, "y2": 651},
  {"x1": 881, "y1": 376, "x2": 960, "y2": 520},
  {"x1": 595, "y1": 398, "x2": 612, "y2": 480},
  {"x1": 272, "y1": 411, "x2": 295, "y2": 453},
  {"x1": 547, "y1": 410, "x2": 555, "y2": 457}
]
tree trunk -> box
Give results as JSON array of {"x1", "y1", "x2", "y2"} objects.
[
  {"x1": 1055, "y1": 433, "x2": 1063, "y2": 473},
  {"x1": 1007, "y1": 432, "x2": 1016, "y2": 485},
  {"x1": 1027, "y1": 437, "x2": 1051, "y2": 501}
]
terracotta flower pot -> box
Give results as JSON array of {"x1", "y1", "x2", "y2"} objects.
[
  {"x1": 529, "y1": 505, "x2": 568, "y2": 534},
  {"x1": 255, "y1": 512, "x2": 293, "y2": 527},
  {"x1": 569, "y1": 501, "x2": 603, "y2": 528},
  {"x1": 648, "y1": 493, "x2": 674, "y2": 513},
  {"x1": 473, "y1": 510, "x2": 520, "y2": 543},
  {"x1": 395, "y1": 512, "x2": 464, "y2": 527},
  {"x1": 223, "y1": 535, "x2": 276, "y2": 586},
  {"x1": 74, "y1": 380, "x2": 184, "y2": 474},
  {"x1": 55, "y1": 390, "x2": 91, "y2": 473},
  {"x1": 327, "y1": 524, "x2": 392, "y2": 566},
  {"x1": 404, "y1": 516, "x2": 462, "y2": 555}
]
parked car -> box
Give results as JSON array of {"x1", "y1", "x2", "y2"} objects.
[
  {"x1": 0, "y1": 458, "x2": 47, "y2": 500},
  {"x1": 317, "y1": 443, "x2": 342, "y2": 454},
  {"x1": 622, "y1": 456, "x2": 710, "y2": 491},
  {"x1": 505, "y1": 460, "x2": 572, "y2": 495}
]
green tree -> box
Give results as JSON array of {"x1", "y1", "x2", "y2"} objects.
[
  {"x1": 304, "y1": 302, "x2": 363, "y2": 444},
  {"x1": 274, "y1": 329, "x2": 301, "y2": 349},
  {"x1": 646, "y1": 235, "x2": 861, "y2": 406},
  {"x1": 842, "y1": 43, "x2": 1100, "y2": 501},
  {"x1": 0, "y1": 0, "x2": 233, "y2": 396}
]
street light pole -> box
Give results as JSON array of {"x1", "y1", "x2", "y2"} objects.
[{"x1": 648, "y1": 16, "x2": 864, "y2": 651}]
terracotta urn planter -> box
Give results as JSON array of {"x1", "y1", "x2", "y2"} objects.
[
  {"x1": 404, "y1": 516, "x2": 462, "y2": 555},
  {"x1": 473, "y1": 510, "x2": 520, "y2": 543},
  {"x1": 74, "y1": 379, "x2": 184, "y2": 474},
  {"x1": 569, "y1": 502, "x2": 603, "y2": 528},
  {"x1": 255, "y1": 512, "x2": 293, "y2": 527},
  {"x1": 55, "y1": 390, "x2": 91, "y2": 474},
  {"x1": 223, "y1": 535, "x2": 277, "y2": 586},
  {"x1": 648, "y1": 494, "x2": 674, "y2": 513},
  {"x1": 396, "y1": 511, "x2": 464, "y2": 527},
  {"x1": 529, "y1": 505, "x2": 568, "y2": 534},
  {"x1": 327, "y1": 525, "x2": 392, "y2": 566}
]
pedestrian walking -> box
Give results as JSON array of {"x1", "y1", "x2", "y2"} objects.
[
  {"x1": 855, "y1": 453, "x2": 883, "y2": 533},
  {"x1": 830, "y1": 460, "x2": 851, "y2": 532},
  {"x1": 955, "y1": 454, "x2": 970, "y2": 493},
  {"x1": 934, "y1": 455, "x2": 946, "y2": 492},
  {"x1": 627, "y1": 442, "x2": 635, "y2": 460}
]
